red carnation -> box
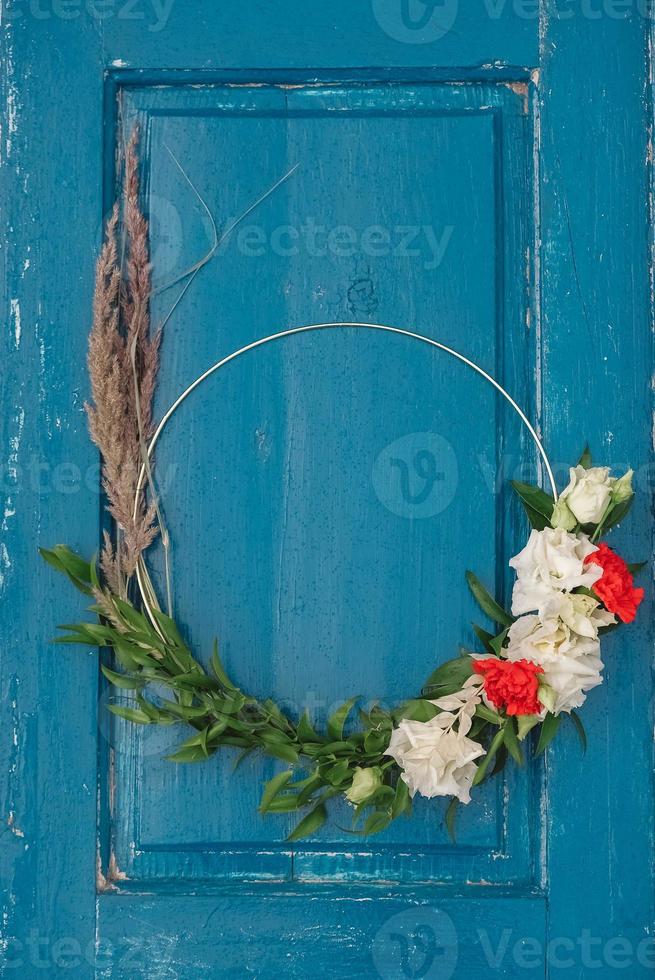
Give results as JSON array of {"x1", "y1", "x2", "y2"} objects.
[
  {"x1": 584, "y1": 543, "x2": 644, "y2": 624},
  {"x1": 473, "y1": 657, "x2": 544, "y2": 716}
]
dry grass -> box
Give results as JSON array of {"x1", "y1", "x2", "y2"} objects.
[{"x1": 86, "y1": 129, "x2": 159, "y2": 591}]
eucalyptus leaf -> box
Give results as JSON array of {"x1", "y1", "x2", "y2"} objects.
[
  {"x1": 210, "y1": 639, "x2": 238, "y2": 691},
  {"x1": 445, "y1": 797, "x2": 459, "y2": 843},
  {"x1": 577, "y1": 444, "x2": 592, "y2": 469},
  {"x1": 363, "y1": 811, "x2": 391, "y2": 836},
  {"x1": 472, "y1": 625, "x2": 495, "y2": 653},
  {"x1": 259, "y1": 770, "x2": 294, "y2": 813},
  {"x1": 391, "y1": 778, "x2": 411, "y2": 819},
  {"x1": 511, "y1": 481, "x2": 555, "y2": 531},
  {"x1": 287, "y1": 803, "x2": 327, "y2": 842},
  {"x1": 108, "y1": 704, "x2": 152, "y2": 725},
  {"x1": 568, "y1": 711, "x2": 587, "y2": 753},
  {"x1": 503, "y1": 718, "x2": 524, "y2": 766},
  {"x1": 422, "y1": 656, "x2": 474, "y2": 695},
  {"x1": 100, "y1": 664, "x2": 145, "y2": 690},
  {"x1": 472, "y1": 729, "x2": 505, "y2": 786},
  {"x1": 535, "y1": 713, "x2": 561, "y2": 756},
  {"x1": 465, "y1": 572, "x2": 514, "y2": 628},
  {"x1": 327, "y1": 697, "x2": 359, "y2": 741}
]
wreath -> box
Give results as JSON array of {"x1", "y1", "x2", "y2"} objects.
[{"x1": 42, "y1": 134, "x2": 645, "y2": 841}]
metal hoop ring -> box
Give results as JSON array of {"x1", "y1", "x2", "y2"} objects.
[{"x1": 134, "y1": 321, "x2": 556, "y2": 622}]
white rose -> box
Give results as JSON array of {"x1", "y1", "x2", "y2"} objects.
[
  {"x1": 385, "y1": 679, "x2": 485, "y2": 804},
  {"x1": 506, "y1": 614, "x2": 604, "y2": 714},
  {"x1": 509, "y1": 527, "x2": 602, "y2": 616},
  {"x1": 559, "y1": 465, "x2": 613, "y2": 524}
]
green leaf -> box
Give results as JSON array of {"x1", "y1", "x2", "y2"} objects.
[
  {"x1": 165, "y1": 728, "x2": 217, "y2": 761},
  {"x1": 263, "y1": 742, "x2": 300, "y2": 764},
  {"x1": 511, "y1": 481, "x2": 555, "y2": 531},
  {"x1": 472, "y1": 625, "x2": 495, "y2": 653},
  {"x1": 490, "y1": 745, "x2": 508, "y2": 777},
  {"x1": 166, "y1": 743, "x2": 216, "y2": 763},
  {"x1": 150, "y1": 607, "x2": 188, "y2": 650},
  {"x1": 363, "y1": 810, "x2": 391, "y2": 836},
  {"x1": 173, "y1": 672, "x2": 220, "y2": 692},
  {"x1": 445, "y1": 797, "x2": 459, "y2": 843},
  {"x1": 597, "y1": 495, "x2": 634, "y2": 536},
  {"x1": 259, "y1": 770, "x2": 294, "y2": 813},
  {"x1": 39, "y1": 545, "x2": 94, "y2": 595},
  {"x1": 100, "y1": 664, "x2": 145, "y2": 690},
  {"x1": 577, "y1": 444, "x2": 593, "y2": 469},
  {"x1": 568, "y1": 711, "x2": 587, "y2": 754},
  {"x1": 112, "y1": 597, "x2": 152, "y2": 635},
  {"x1": 296, "y1": 708, "x2": 319, "y2": 742},
  {"x1": 327, "y1": 697, "x2": 359, "y2": 741},
  {"x1": 516, "y1": 714, "x2": 541, "y2": 741},
  {"x1": 391, "y1": 777, "x2": 411, "y2": 819},
  {"x1": 465, "y1": 572, "x2": 514, "y2": 628},
  {"x1": 266, "y1": 795, "x2": 303, "y2": 813},
  {"x1": 286, "y1": 803, "x2": 327, "y2": 842},
  {"x1": 503, "y1": 718, "x2": 524, "y2": 766},
  {"x1": 209, "y1": 639, "x2": 238, "y2": 691},
  {"x1": 628, "y1": 561, "x2": 647, "y2": 575},
  {"x1": 489, "y1": 628, "x2": 509, "y2": 656},
  {"x1": 535, "y1": 713, "x2": 561, "y2": 756},
  {"x1": 395, "y1": 699, "x2": 440, "y2": 723},
  {"x1": 107, "y1": 704, "x2": 152, "y2": 725},
  {"x1": 364, "y1": 729, "x2": 388, "y2": 755},
  {"x1": 475, "y1": 704, "x2": 502, "y2": 725},
  {"x1": 296, "y1": 773, "x2": 324, "y2": 807},
  {"x1": 112, "y1": 638, "x2": 153, "y2": 670},
  {"x1": 325, "y1": 760, "x2": 350, "y2": 787},
  {"x1": 159, "y1": 700, "x2": 211, "y2": 722},
  {"x1": 423, "y1": 655, "x2": 474, "y2": 694},
  {"x1": 472, "y1": 729, "x2": 505, "y2": 786}
]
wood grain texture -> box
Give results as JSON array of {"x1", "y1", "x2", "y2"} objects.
[{"x1": 538, "y1": 10, "x2": 655, "y2": 978}]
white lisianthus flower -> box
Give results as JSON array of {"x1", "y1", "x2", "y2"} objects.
[
  {"x1": 559, "y1": 465, "x2": 613, "y2": 524},
  {"x1": 509, "y1": 527, "x2": 602, "y2": 616},
  {"x1": 551, "y1": 498, "x2": 577, "y2": 532},
  {"x1": 385, "y1": 678, "x2": 485, "y2": 804},
  {"x1": 345, "y1": 766, "x2": 383, "y2": 805},
  {"x1": 506, "y1": 613, "x2": 604, "y2": 714},
  {"x1": 611, "y1": 468, "x2": 634, "y2": 504},
  {"x1": 539, "y1": 591, "x2": 615, "y2": 638}
]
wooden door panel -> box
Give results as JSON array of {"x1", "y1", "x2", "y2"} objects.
[{"x1": 107, "y1": 79, "x2": 540, "y2": 886}]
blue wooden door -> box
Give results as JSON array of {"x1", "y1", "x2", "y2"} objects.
[{"x1": 2, "y1": 5, "x2": 653, "y2": 978}]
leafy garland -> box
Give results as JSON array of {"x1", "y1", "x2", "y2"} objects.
[
  {"x1": 41, "y1": 462, "x2": 643, "y2": 841},
  {"x1": 41, "y1": 134, "x2": 645, "y2": 842}
]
